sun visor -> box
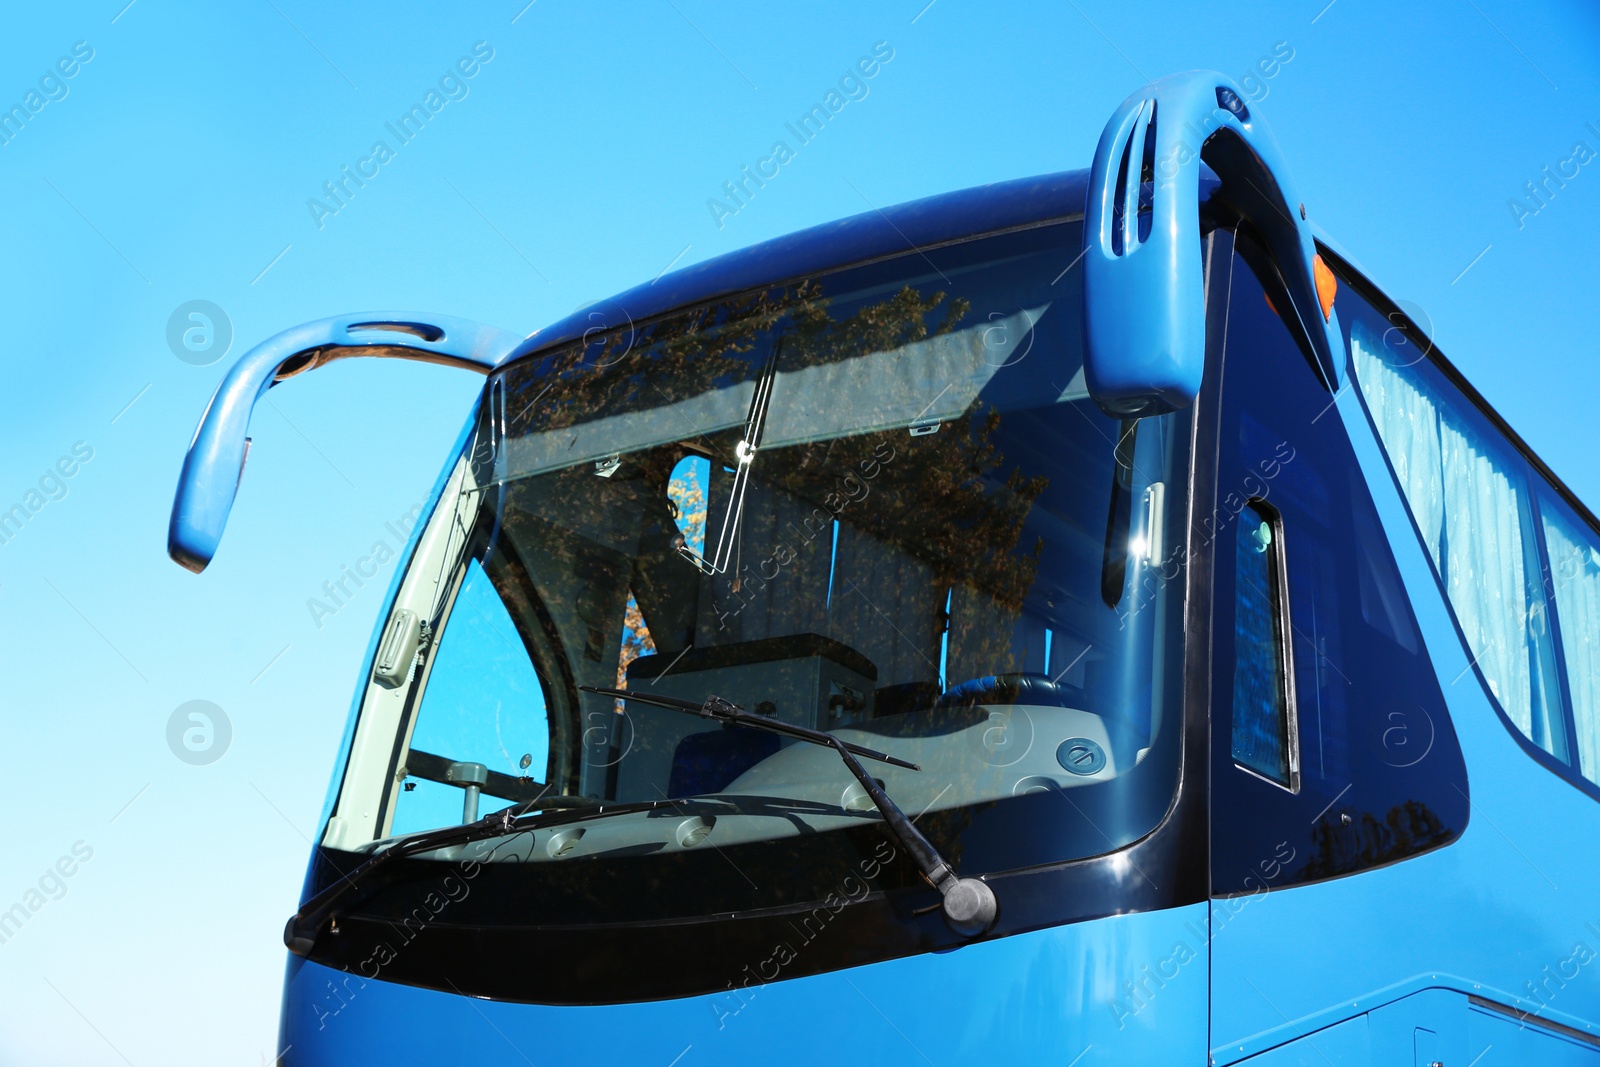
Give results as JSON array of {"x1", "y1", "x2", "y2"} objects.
[{"x1": 493, "y1": 304, "x2": 1053, "y2": 484}]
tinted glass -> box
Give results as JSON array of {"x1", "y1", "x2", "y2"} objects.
[
  {"x1": 1232, "y1": 502, "x2": 1294, "y2": 786},
  {"x1": 330, "y1": 221, "x2": 1194, "y2": 930},
  {"x1": 1210, "y1": 232, "x2": 1467, "y2": 895}
]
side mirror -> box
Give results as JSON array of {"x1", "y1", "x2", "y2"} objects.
[
  {"x1": 168, "y1": 313, "x2": 524, "y2": 573},
  {"x1": 1083, "y1": 70, "x2": 1342, "y2": 417}
]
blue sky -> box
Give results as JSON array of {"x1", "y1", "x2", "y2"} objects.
[{"x1": 0, "y1": 1, "x2": 1597, "y2": 1062}]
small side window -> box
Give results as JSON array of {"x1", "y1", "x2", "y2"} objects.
[
  {"x1": 1231, "y1": 500, "x2": 1298, "y2": 790},
  {"x1": 392, "y1": 558, "x2": 551, "y2": 836}
]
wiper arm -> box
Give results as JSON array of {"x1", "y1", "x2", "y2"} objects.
[
  {"x1": 283, "y1": 796, "x2": 670, "y2": 957},
  {"x1": 582, "y1": 685, "x2": 999, "y2": 937},
  {"x1": 584, "y1": 685, "x2": 918, "y2": 770},
  {"x1": 678, "y1": 342, "x2": 780, "y2": 576}
]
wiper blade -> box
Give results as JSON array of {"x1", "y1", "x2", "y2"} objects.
[
  {"x1": 583, "y1": 685, "x2": 998, "y2": 937},
  {"x1": 284, "y1": 796, "x2": 671, "y2": 957},
  {"x1": 583, "y1": 685, "x2": 919, "y2": 770},
  {"x1": 678, "y1": 341, "x2": 780, "y2": 575}
]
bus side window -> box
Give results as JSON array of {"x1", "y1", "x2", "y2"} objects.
[
  {"x1": 1349, "y1": 318, "x2": 1570, "y2": 762},
  {"x1": 1231, "y1": 500, "x2": 1298, "y2": 790},
  {"x1": 1539, "y1": 492, "x2": 1600, "y2": 785},
  {"x1": 392, "y1": 558, "x2": 550, "y2": 836}
]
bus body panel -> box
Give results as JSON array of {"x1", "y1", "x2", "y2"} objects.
[
  {"x1": 280, "y1": 904, "x2": 1208, "y2": 1065},
  {"x1": 1226, "y1": 988, "x2": 1467, "y2": 1065}
]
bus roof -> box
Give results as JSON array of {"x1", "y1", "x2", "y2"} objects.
[{"x1": 507, "y1": 169, "x2": 1091, "y2": 363}]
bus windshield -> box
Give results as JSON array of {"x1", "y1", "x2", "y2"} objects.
[{"x1": 324, "y1": 221, "x2": 1192, "y2": 922}]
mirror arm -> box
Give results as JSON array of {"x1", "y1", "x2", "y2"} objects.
[
  {"x1": 1083, "y1": 70, "x2": 1344, "y2": 417},
  {"x1": 168, "y1": 313, "x2": 525, "y2": 573}
]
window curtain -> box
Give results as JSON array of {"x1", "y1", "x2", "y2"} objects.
[
  {"x1": 1542, "y1": 503, "x2": 1600, "y2": 781},
  {"x1": 1351, "y1": 324, "x2": 1535, "y2": 737}
]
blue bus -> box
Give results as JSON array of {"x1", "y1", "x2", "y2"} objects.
[{"x1": 170, "y1": 71, "x2": 1600, "y2": 1064}]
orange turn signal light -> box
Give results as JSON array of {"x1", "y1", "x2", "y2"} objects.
[{"x1": 1312, "y1": 254, "x2": 1337, "y2": 322}]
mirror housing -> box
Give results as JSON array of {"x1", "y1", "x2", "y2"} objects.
[
  {"x1": 168, "y1": 313, "x2": 523, "y2": 573},
  {"x1": 1083, "y1": 70, "x2": 1343, "y2": 417}
]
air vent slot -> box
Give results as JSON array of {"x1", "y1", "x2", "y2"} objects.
[
  {"x1": 1110, "y1": 116, "x2": 1134, "y2": 257},
  {"x1": 347, "y1": 321, "x2": 445, "y2": 342},
  {"x1": 1137, "y1": 101, "x2": 1157, "y2": 244}
]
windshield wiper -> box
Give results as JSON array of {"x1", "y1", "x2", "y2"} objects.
[
  {"x1": 584, "y1": 685, "x2": 918, "y2": 769},
  {"x1": 284, "y1": 796, "x2": 672, "y2": 957},
  {"x1": 678, "y1": 341, "x2": 780, "y2": 576},
  {"x1": 582, "y1": 685, "x2": 999, "y2": 937}
]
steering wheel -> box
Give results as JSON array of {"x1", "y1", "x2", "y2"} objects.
[{"x1": 936, "y1": 672, "x2": 1085, "y2": 710}]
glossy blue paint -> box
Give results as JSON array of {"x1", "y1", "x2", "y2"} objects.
[
  {"x1": 1083, "y1": 70, "x2": 1343, "y2": 416},
  {"x1": 508, "y1": 170, "x2": 1090, "y2": 362},
  {"x1": 279, "y1": 904, "x2": 1209, "y2": 1066},
  {"x1": 166, "y1": 313, "x2": 522, "y2": 573}
]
